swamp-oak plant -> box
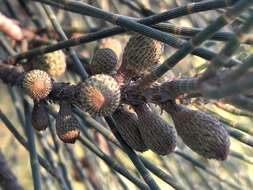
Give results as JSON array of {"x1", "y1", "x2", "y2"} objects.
[{"x1": 0, "y1": 1, "x2": 253, "y2": 189}]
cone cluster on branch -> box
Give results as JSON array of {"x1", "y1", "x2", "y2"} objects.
[{"x1": 0, "y1": 33, "x2": 231, "y2": 158}]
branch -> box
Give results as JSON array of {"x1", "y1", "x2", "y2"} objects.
[{"x1": 0, "y1": 151, "x2": 24, "y2": 190}]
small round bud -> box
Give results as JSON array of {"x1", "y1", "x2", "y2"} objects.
[
  {"x1": 165, "y1": 103, "x2": 230, "y2": 160},
  {"x1": 90, "y1": 48, "x2": 119, "y2": 75},
  {"x1": 33, "y1": 50, "x2": 66, "y2": 77},
  {"x1": 119, "y1": 33, "x2": 163, "y2": 79},
  {"x1": 56, "y1": 102, "x2": 80, "y2": 144},
  {"x1": 113, "y1": 106, "x2": 148, "y2": 152},
  {"x1": 31, "y1": 101, "x2": 49, "y2": 131},
  {"x1": 134, "y1": 104, "x2": 177, "y2": 155},
  {"x1": 22, "y1": 70, "x2": 52, "y2": 100},
  {"x1": 77, "y1": 74, "x2": 120, "y2": 116}
]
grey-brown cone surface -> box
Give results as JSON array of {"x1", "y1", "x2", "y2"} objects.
[
  {"x1": 165, "y1": 103, "x2": 230, "y2": 160},
  {"x1": 112, "y1": 106, "x2": 148, "y2": 152},
  {"x1": 77, "y1": 74, "x2": 121, "y2": 116},
  {"x1": 22, "y1": 70, "x2": 52, "y2": 100},
  {"x1": 56, "y1": 102, "x2": 80, "y2": 143},
  {"x1": 90, "y1": 48, "x2": 119, "y2": 75},
  {"x1": 133, "y1": 104, "x2": 177, "y2": 155},
  {"x1": 31, "y1": 101, "x2": 49, "y2": 131},
  {"x1": 33, "y1": 50, "x2": 66, "y2": 77},
  {"x1": 119, "y1": 33, "x2": 163, "y2": 79}
]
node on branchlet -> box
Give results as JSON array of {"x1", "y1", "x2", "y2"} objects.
[
  {"x1": 112, "y1": 106, "x2": 148, "y2": 152},
  {"x1": 31, "y1": 101, "x2": 49, "y2": 131},
  {"x1": 119, "y1": 33, "x2": 163, "y2": 80},
  {"x1": 90, "y1": 48, "x2": 119, "y2": 75},
  {"x1": 22, "y1": 69, "x2": 52, "y2": 100},
  {"x1": 164, "y1": 102, "x2": 230, "y2": 160},
  {"x1": 56, "y1": 101, "x2": 80, "y2": 144},
  {"x1": 77, "y1": 74, "x2": 121, "y2": 116},
  {"x1": 133, "y1": 104, "x2": 177, "y2": 155},
  {"x1": 33, "y1": 50, "x2": 66, "y2": 77}
]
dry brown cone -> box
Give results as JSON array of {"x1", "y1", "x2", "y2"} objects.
[
  {"x1": 89, "y1": 48, "x2": 119, "y2": 75},
  {"x1": 33, "y1": 50, "x2": 66, "y2": 77},
  {"x1": 77, "y1": 74, "x2": 121, "y2": 116},
  {"x1": 56, "y1": 101, "x2": 80, "y2": 143},
  {"x1": 133, "y1": 104, "x2": 177, "y2": 155},
  {"x1": 22, "y1": 69, "x2": 52, "y2": 100},
  {"x1": 112, "y1": 106, "x2": 148, "y2": 152},
  {"x1": 164, "y1": 102, "x2": 230, "y2": 160},
  {"x1": 98, "y1": 38, "x2": 123, "y2": 60},
  {"x1": 31, "y1": 101, "x2": 49, "y2": 131},
  {"x1": 118, "y1": 33, "x2": 163, "y2": 80}
]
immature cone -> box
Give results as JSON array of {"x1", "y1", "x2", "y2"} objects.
[
  {"x1": 33, "y1": 50, "x2": 66, "y2": 77},
  {"x1": 133, "y1": 104, "x2": 177, "y2": 155},
  {"x1": 119, "y1": 33, "x2": 163, "y2": 79},
  {"x1": 90, "y1": 48, "x2": 119, "y2": 75},
  {"x1": 77, "y1": 74, "x2": 120, "y2": 116},
  {"x1": 56, "y1": 101, "x2": 80, "y2": 143},
  {"x1": 113, "y1": 106, "x2": 148, "y2": 152},
  {"x1": 164, "y1": 103, "x2": 230, "y2": 160},
  {"x1": 31, "y1": 101, "x2": 49, "y2": 131},
  {"x1": 22, "y1": 70, "x2": 52, "y2": 100}
]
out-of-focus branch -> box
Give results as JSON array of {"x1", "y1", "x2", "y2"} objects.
[{"x1": 0, "y1": 151, "x2": 24, "y2": 190}]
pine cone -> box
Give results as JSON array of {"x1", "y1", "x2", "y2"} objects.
[
  {"x1": 77, "y1": 74, "x2": 121, "y2": 116},
  {"x1": 165, "y1": 103, "x2": 230, "y2": 160},
  {"x1": 90, "y1": 48, "x2": 119, "y2": 75},
  {"x1": 22, "y1": 70, "x2": 52, "y2": 100},
  {"x1": 134, "y1": 104, "x2": 177, "y2": 155},
  {"x1": 113, "y1": 106, "x2": 148, "y2": 152},
  {"x1": 56, "y1": 101, "x2": 80, "y2": 143},
  {"x1": 33, "y1": 50, "x2": 66, "y2": 77},
  {"x1": 31, "y1": 101, "x2": 49, "y2": 131}
]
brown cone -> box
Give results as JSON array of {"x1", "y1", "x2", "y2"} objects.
[
  {"x1": 22, "y1": 70, "x2": 52, "y2": 100},
  {"x1": 165, "y1": 103, "x2": 230, "y2": 160},
  {"x1": 77, "y1": 74, "x2": 121, "y2": 116},
  {"x1": 133, "y1": 104, "x2": 177, "y2": 155},
  {"x1": 119, "y1": 33, "x2": 163, "y2": 80},
  {"x1": 33, "y1": 50, "x2": 66, "y2": 77},
  {"x1": 31, "y1": 101, "x2": 49, "y2": 131},
  {"x1": 56, "y1": 102, "x2": 80, "y2": 143},
  {"x1": 90, "y1": 48, "x2": 119, "y2": 75},
  {"x1": 113, "y1": 106, "x2": 148, "y2": 152},
  {"x1": 98, "y1": 38, "x2": 122, "y2": 59}
]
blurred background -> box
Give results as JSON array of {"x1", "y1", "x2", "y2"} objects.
[{"x1": 0, "y1": 0, "x2": 253, "y2": 189}]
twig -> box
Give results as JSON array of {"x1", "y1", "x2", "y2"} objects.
[
  {"x1": 23, "y1": 99, "x2": 42, "y2": 190},
  {"x1": 0, "y1": 109, "x2": 59, "y2": 179},
  {"x1": 0, "y1": 151, "x2": 24, "y2": 190},
  {"x1": 7, "y1": 0, "x2": 238, "y2": 62}
]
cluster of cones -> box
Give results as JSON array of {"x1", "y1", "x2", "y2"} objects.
[{"x1": 21, "y1": 33, "x2": 230, "y2": 160}]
